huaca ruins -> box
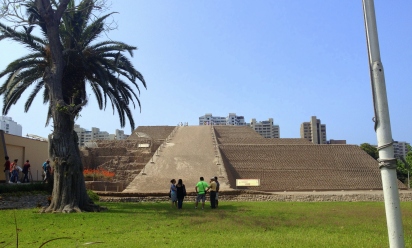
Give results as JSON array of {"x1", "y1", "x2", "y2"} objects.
[{"x1": 80, "y1": 125, "x2": 406, "y2": 193}]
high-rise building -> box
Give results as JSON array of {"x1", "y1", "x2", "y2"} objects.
[
  {"x1": 393, "y1": 141, "x2": 410, "y2": 158},
  {"x1": 0, "y1": 116, "x2": 22, "y2": 136},
  {"x1": 300, "y1": 116, "x2": 327, "y2": 144},
  {"x1": 226, "y1": 113, "x2": 246, "y2": 125},
  {"x1": 199, "y1": 113, "x2": 246, "y2": 126},
  {"x1": 250, "y1": 118, "x2": 279, "y2": 138},
  {"x1": 199, "y1": 113, "x2": 225, "y2": 125}
]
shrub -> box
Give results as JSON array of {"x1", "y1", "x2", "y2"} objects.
[
  {"x1": 0, "y1": 183, "x2": 49, "y2": 194},
  {"x1": 83, "y1": 168, "x2": 115, "y2": 181},
  {"x1": 87, "y1": 190, "x2": 100, "y2": 202}
]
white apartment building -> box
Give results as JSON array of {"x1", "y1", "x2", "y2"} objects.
[
  {"x1": 393, "y1": 141, "x2": 410, "y2": 158},
  {"x1": 250, "y1": 118, "x2": 280, "y2": 138},
  {"x1": 199, "y1": 113, "x2": 225, "y2": 125},
  {"x1": 199, "y1": 113, "x2": 246, "y2": 126},
  {"x1": 300, "y1": 116, "x2": 327, "y2": 144},
  {"x1": 74, "y1": 125, "x2": 129, "y2": 146},
  {"x1": 0, "y1": 116, "x2": 22, "y2": 136}
]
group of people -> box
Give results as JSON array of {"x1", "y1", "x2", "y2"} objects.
[
  {"x1": 3, "y1": 156, "x2": 31, "y2": 183},
  {"x1": 169, "y1": 176, "x2": 220, "y2": 209},
  {"x1": 3, "y1": 156, "x2": 52, "y2": 183},
  {"x1": 169, "y1": 179, "x2": 187, "y2": 209}
]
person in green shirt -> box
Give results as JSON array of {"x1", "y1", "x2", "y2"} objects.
[{"x1": 195, "y1": 177, "x2": 209, "y2": 209}]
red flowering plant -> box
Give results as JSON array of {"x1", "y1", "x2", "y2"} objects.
[{"x1": 83, "y1": 168, "x2": 115, "y2": 181}]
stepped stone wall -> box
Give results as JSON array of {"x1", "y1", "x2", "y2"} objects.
[
  {"x1": 214, "y1": 126, "x2": 263, "y2": 139},
  {"x1": 80, "y1": 139, "x2": 161, "y2": 187},
  {"x1": 217, "y1": 137, "x2": 312, "y2": 145},
  {"x1": 214, "y1": 126, "x2": 407, "y2": 191},
  {"x1": 81, "y1": 126, "x2": 175, "y2": 189},
  {"x1": 82, "y1": 125, "x2": 406, "y2": 193},
  {"x1": 128, "y1": 126, "x2": 175, "y2": 141}
]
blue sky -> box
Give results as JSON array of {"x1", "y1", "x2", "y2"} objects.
[{"x1": 0, "y1": 1, "x2": 411, "y2": 145}]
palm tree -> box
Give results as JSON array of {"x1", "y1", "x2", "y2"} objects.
[{"x1": 0, "y1": 0, "x2": 146, "y2": 212}]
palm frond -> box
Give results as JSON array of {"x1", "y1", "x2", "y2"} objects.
[
  {"x1": 0, "y1": 0, "x2": 146, "y2": 131},
  {"x1": 0, "y1": 22, "x2": 45, "y2": 52},
  {"x1": 24, "y1": 80, "x2": 44, "y2": 112},
  {"x1": 45, "y1": 104, "x2": 52, "y2": 127}
]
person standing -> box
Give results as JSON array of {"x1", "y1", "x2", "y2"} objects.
[
  {"x1": 176, "y1": 179, "x2": 186, "y2": 209},
  {"x1": 207, "y1": 177, "x2": 217, "y2": 209},
  {"x1": 195, "y1": 177, "x2": 209, "y2": 209},
  {"x1": 10, "y1": 159, "x2": 20, "y2": 183},
  {"x1": 21, "y1": 160, "x2": 31, "y2": 183},
  {"x1": 170, "y1": 179, "x2": 177, "y2": 208},
  {"x1": 214, "y1": 176, "x2": 220, "y2": 208},
  {"x1": 4, "y1": 156, "x2": 10, "y2": 183},
  {"x1": 42, "y1": 159, "x2": 50, "y2": 183}
]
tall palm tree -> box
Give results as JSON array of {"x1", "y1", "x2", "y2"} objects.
[
  {"x1": 0, "y1": 0, "x2": 146, "y2": 212},
  {"x1": 0, "y1": 0, "x2": 146, "y2": 128}
]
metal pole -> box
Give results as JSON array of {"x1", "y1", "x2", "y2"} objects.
[{"x1": 362, "y1": 1, "x2": 404, "y2": 247}]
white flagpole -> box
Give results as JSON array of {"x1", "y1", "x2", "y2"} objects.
[{"x1": 362, "y1": 1, "x2": 405, "y2": 247}]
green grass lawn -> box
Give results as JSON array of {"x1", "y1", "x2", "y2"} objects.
[{"x1": 1, "y1": 201, "x2": 412, "y2": 247}]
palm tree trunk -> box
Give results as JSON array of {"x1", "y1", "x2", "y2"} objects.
[
  {"x1": 34, "y1": 0, "x2": 100, "y2": 213},
  {"x1": 44, "y1": 108, "x2": 96, "y2": 212}
]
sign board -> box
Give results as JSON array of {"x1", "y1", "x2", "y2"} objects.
[
  {"x1": 138, "y1": 143, "x2": 150, "y2": 148},
  {"x1": 236, "y1": 179, "x2": 260, "y2": 187}
]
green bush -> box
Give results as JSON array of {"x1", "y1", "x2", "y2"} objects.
[
  {"x1": 0, "y1": 182, "x2": 49, "y2": 195},
  {"x1": 87, "y1": 190, "x2": 99, "y2": 202}
]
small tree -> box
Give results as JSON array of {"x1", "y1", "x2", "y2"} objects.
[
  {"x1": 396, "y1": 146, "x2": 412, "y2": 187},
  {"x1": 360, "y1": 143, "x2": 379, "y2": 160}
]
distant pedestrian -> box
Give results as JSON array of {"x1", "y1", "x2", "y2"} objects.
[
  {"x1": 43, "y1": 160, "x2": 52, "y2": 183},
  {"x1": 195, "y1": 177, "x2": 209, "y2": 209},
  {"x1": 170, "y1": 179, "x2": 177, "y2": 208},
  {"x1": 176, "y1": 179, "x2": 187, "y2": 209},
  {"x1": 10, "y1": 159, "x2": 20, "y2": 183},
  {"x1": 21, "y1": 160, "x2": 31, "y2": 183},
  {"x1": 207, "y1": 177, "x2": 217, "y2": 209},
  {"x1": 3, "y1": 156, "x2": 10, "y2": 183},
  {"x1": 42, "y1": 159, "x2": 50, "y2": 183},
  {"x1": 214, "y1": 176, "x2": 220, "y2": 208}
]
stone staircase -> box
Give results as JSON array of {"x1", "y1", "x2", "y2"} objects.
[
  {"x1": 124, "y1": 125, "x2": 230, "y2": 193},
  {"x1": 81, "y1": 139, "x2": 160, "y2": 187}
]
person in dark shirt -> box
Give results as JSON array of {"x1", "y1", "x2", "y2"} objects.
[
  {"x1": 21, "y1": 160, "x2": 31, "y2": 183},
  {"x1": 4, "y1": 156, "x2": 10, "y2": 183},
  {"x1": 176, "y1": 179, "x2": 187, "y2": 209},
  {"x1": 214, "y1": 176, "x2": 220, "y2": 208}
]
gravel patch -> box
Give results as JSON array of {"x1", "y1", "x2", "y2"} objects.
[{"x1": 0, "y1": 194, "x2": 50, "y2": 210}]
